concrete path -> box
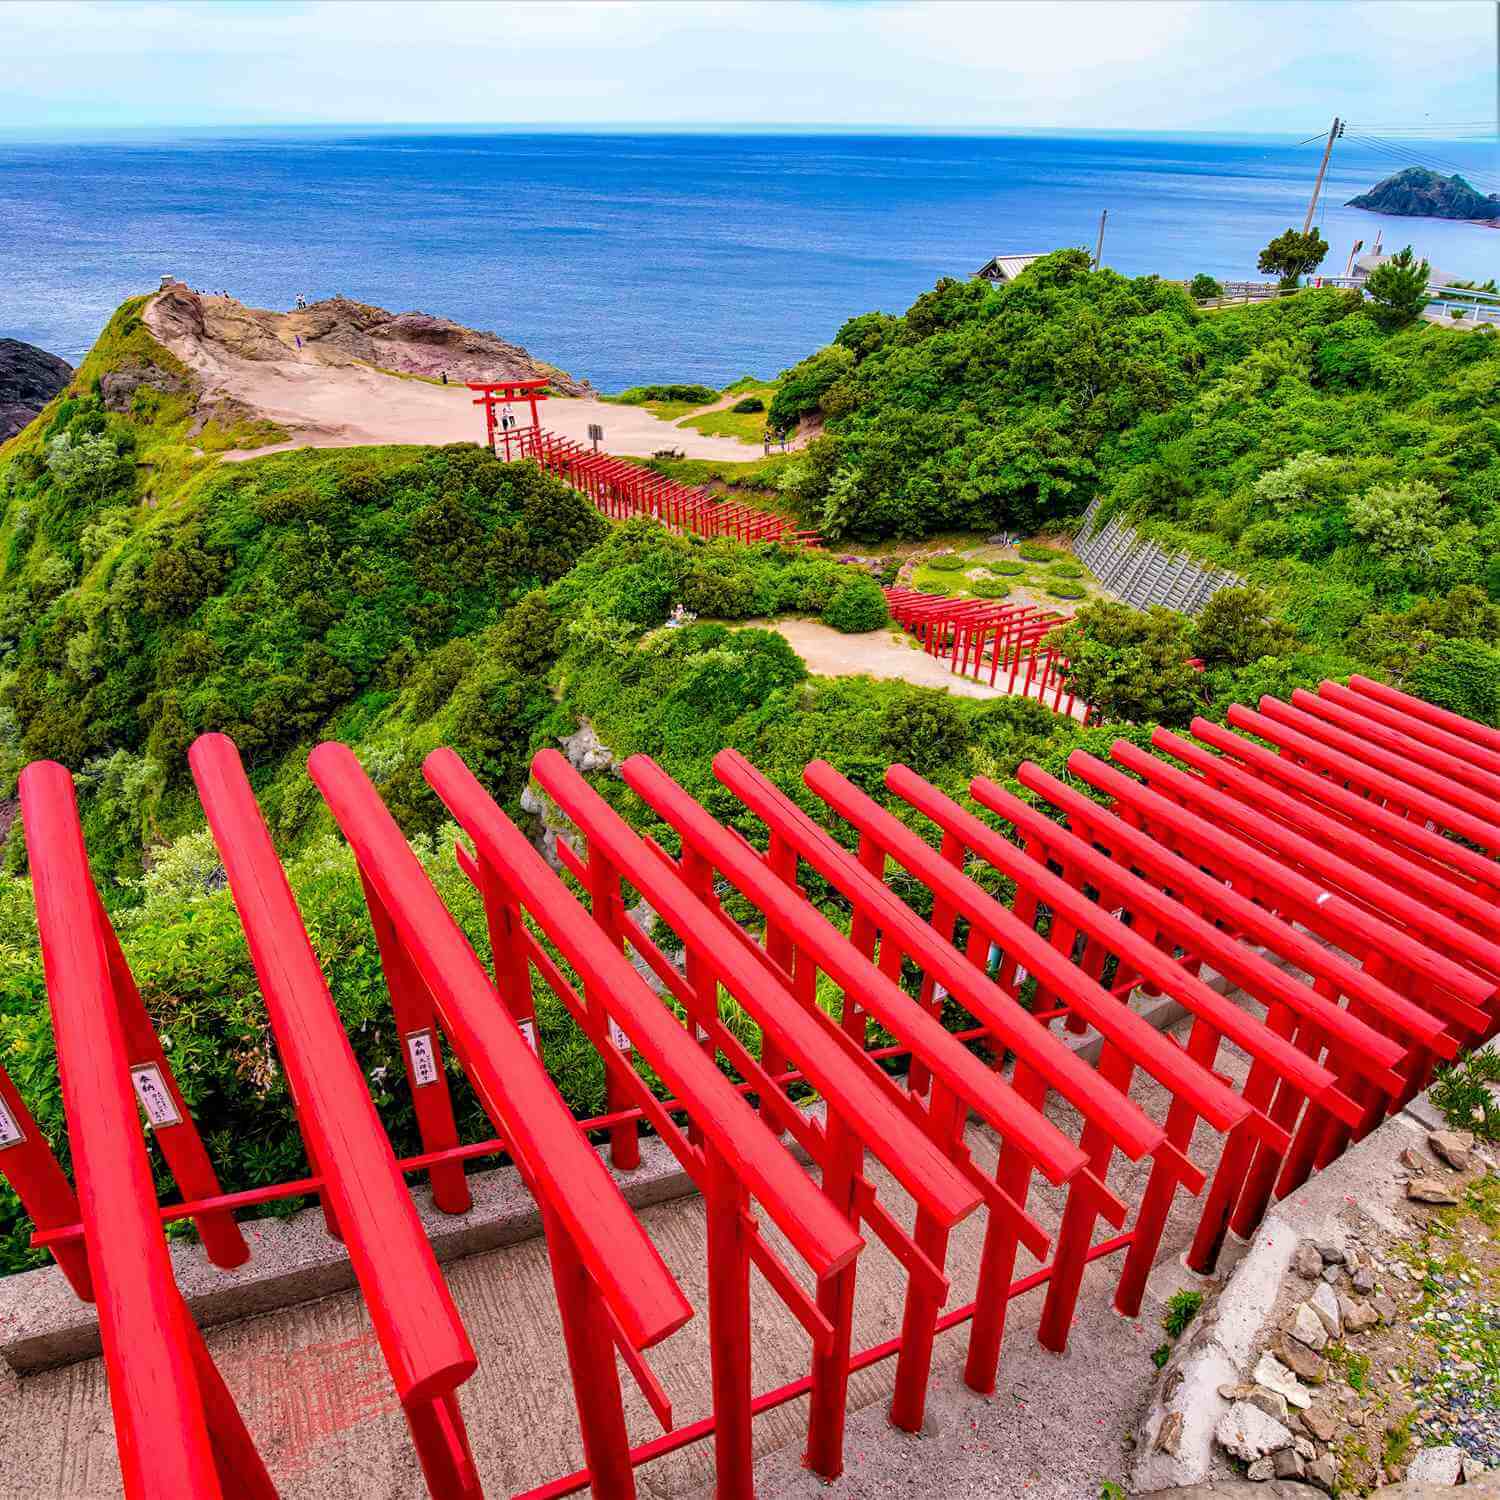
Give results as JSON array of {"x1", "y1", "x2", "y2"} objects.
[{"x1": 0, "y1": 1002, "x2": 1251, "y2": 1499}]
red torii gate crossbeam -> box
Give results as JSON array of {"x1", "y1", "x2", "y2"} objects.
[{"x1": 468, "y1": 378, "x2": 549, "y2": 462}]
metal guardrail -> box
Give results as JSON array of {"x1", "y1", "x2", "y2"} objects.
[{"x1": 1071, "y1": 497, "x2": 1242, "y2": 615}]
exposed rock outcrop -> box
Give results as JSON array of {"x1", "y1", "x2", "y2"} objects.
[
  {"x1": 1348, "y1": 167, "x2": 1500, "y2": 221},
  {"x1": 0, "y1": 338, "x2": 73, "y2": 441},
  {"x1": 149, "y1": 282, "x2": 588, "y2": 393}
]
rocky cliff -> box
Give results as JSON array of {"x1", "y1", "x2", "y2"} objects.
[
  {"x1": 149, "y1": 282, "x2": 589, "y2": 394},
  {"x1": 1347, "y1": 167, "x2": 1500, "y2": 221},
  {"x1": 0, "y1": 339, "x2": 73, "y2": 441}
]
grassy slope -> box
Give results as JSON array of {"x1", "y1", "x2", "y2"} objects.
[{"x1": 0, "y1": 304, "x2": 937, "y2": 1275}]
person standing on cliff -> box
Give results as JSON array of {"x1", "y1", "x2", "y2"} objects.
[{"x1": 440, "y1": 371, "x2": 447, "y2": 385}]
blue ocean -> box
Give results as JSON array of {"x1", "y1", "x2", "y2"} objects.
[{"x1": 2, "y1": 128, "x2": 1497, "y2": 391}]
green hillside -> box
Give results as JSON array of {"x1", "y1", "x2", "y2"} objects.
[
  {"x1": 1, "y1": 266, "x2": 1496, "y2": 1277},
  {"x1": 766, "y1": 248, "x2": 1500, "y2": 718},
  {"x1": 0, "y1": 295, "x2": 1054, "y2": 1274}
]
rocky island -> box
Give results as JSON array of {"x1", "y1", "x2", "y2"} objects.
[{"x1": 1347, "y1": 165, "x2": 1500, "y2": 221}]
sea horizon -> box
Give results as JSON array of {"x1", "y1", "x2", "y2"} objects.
[{"x1": 4, "y1": 126, "x2": 1497, "y2": 389}]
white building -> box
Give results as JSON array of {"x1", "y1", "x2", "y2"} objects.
[{"x1": 974, "y1": 254, "x2": 1045, "y2": 285}]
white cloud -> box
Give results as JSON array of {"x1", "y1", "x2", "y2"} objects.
[{"x1": 0, "y1": 0, "x2": 1494, "y2": 132}]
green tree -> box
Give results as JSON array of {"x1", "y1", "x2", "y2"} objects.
[
  {"x1": 1189, "y1": 273, "x2": 1223, "y2": 301},
  {"x1": 1365, "y1": 246, "x2": 1431, "y2": 329},
  {"x1": 1049, "y1": 600, "x2": 1204, "y2": 725},
  {"x1": 1347, "y1": 479, "x2": 1448, "y2": 567},
  {"x1": 1257, "y1": 227, "x2": 1328, "y2": 288},
  {"x1": 1192, "y1": 586, "x2": 1298, "y2": 668},
  {"x1": 44, "y1": 431, "x2": 133, "y2": 504}
]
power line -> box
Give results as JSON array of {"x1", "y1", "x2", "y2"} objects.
[
  {"x1": 1346, "y1": 122, "x2": 1495, "y2": 133},
  {"x1": 1346, "y1": 132, "x2": 1500, "y2": 193}
]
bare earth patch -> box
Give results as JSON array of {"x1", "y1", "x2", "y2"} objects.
[{"x1": 144, "y1": 286, "x2": 762, "y2": 463}]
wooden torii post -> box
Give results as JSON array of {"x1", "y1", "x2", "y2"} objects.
[{"x1": 467, "y1": 377, "x2": 549, "y2": 460}]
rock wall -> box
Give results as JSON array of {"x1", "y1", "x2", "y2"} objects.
[{"x1": 0, "y1": 338, "x2": 73, "y2": 441}]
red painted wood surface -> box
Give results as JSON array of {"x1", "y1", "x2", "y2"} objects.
[{"x1": 2, "y1": 672, "x2": 1497, "y2": 1500}]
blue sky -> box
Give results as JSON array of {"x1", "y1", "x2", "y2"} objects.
[{"x1": 3, "y1": 0, "x2": 1496, "y2": 134}]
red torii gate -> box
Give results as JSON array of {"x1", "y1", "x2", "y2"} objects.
[
  {"x1": 0, "y1": 673, "x2": 1498, "y2": 1499},
  {"x1": 468, "y1": 378, "x2": 548, "y2": 461}
]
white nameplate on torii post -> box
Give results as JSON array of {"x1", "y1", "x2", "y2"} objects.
[
  {"x1": 405, "y1": 1029, "x2": 441, "y2": 1088},
  {"x1": 0, "y1": 1097, "x2": 24, "y2": 1149},
  {"x1": 130, "y1": 1063, "x2": 183, "y2": 1128}
]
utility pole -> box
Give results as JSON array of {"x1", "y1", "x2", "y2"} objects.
[
  {"x1": 1092, "y1": 208, "x2": 1108, "y2": 269},
  {"x1": 1302, "y1": 116, "x2": 1343, "y2": 234}
]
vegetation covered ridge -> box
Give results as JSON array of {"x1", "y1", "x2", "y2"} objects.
[
  {"x1": 754, "y1": 248, "x2": 1500, "y2": 724},
  {"x1": 0, "y1": 295, "x2": 986, "y2": 1274}
]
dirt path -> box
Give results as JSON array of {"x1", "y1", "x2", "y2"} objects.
[
  {"x1": 767, "y1": 619, "x2": 1088, "y2": 718},
  {"x1": 214, "y1": 376, "x2": 761, "y2": 462}
]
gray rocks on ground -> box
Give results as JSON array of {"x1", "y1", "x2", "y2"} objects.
[
  {"x1": 1215, "y1": 1400, "x2": 1296, "y2": 1462},
  {"x1": 0, "y1": 336, "x2": 73, "y2": 440},
  {"x1": 1254, "y1": 1350, "x2": 1313, "y2": 1408},
  {"x1": 1372, "y1": 1475, "x2": 1500, "y2": 1498},
  {"x1": 1309, "y1": 1281, "x2": 1341, "y2": 1337},
  {"x1": 1429, "y1": 1130, "x2": 1474, "y2": 1171},
  {"x1": 1274, "y1": 1337, "x2": 1327, "y2": 1384},
  {"x1": 1134, "y1": 1483, "x2": 1326, "y2": 1498},
  {"x1": 1293, "y1": 1242, "x2": 1325, "y2": 1279},
  {"x1": 1289, "y1": 1301, "x2": 1329, "y2": 1351},
  {"x1": 1403, "y1": 1443, "x2": 1464, "y2": 1484},
  {"x1": 1301, "y1": 1405, "x2": 1339, "y2": 1444},
  {"x1": 1272, "y1": 1444, "x2": 1306, "y2": 1479},
  {"x1": 1407, "y1": 1177, "x2": 1460, "y2": 1205}
]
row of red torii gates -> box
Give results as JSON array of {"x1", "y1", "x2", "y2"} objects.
[
  {"x1": 469, "y1": 381, "x2": 818, "y2": 545},
  {"x1": 471, "y1": 383, "x2": 1089, "y2": 711},
  {"x1": 2, "y1": 669, "x2": 1497, "y2": 1499}
]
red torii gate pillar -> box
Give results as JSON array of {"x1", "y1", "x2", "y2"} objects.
[{"x1": 467, "y1": 377, "x2": 548, "y2": 461}]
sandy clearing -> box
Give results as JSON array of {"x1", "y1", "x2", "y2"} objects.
[
  {"x1": 211, "y1": 369, "x2": 760, "y2": 463},
  {"x1": 766, "y1": 618, "x2": 1087, "y2": 718},
  {"x1": 142, "y1": 293, "x2": 762, "y2": 464}
]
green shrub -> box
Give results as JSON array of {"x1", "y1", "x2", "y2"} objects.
[
  {"x1": 730, "y1": 396, "x2": 765, "y2": 414},
  {"x1": 877, "y1": 690, "x2": 966, "y2": 772},
  {"x1": 1018, "y1": 543, "x2": 1064, "y2": 563},
  {"x1": 1048, "y1": 600, "x2": 1205, "y2": 725},
  {"x1": 970, "y1": 578, "x2": 1011, "y2": 599},
  {"x1": 1192, "y1": 586, "x2": 1298, "y2": 669},
  {"x1": 1189, "y1": 273, "x2": 1224, "y2": 300},
  {"x1": 926, "y1": 552, "x2": 968, "y2": 572},
  {"x1": 492, "y1": 590, "x2": 563, "y2": 677},
  {"x1": 1048, "y1": 582, "x2": 1086, "y2": 599},
  {"x1": 1051, "y1": 560, "x2": 1084, "y2": 578},
  {"x1": 989, "y1": 560, "x2": 1026, "y2": 576},
  {"x1": 1162, "y1": 1290, "x2": 1204, "y2": 1338},
  {"x1": 1405, "y1": 638, "x2": 1500, "y2": 726},
  {"x1": 612, "y1": 383, "x2": 718, "y2": 405},
  {"x1": 822, "y1": 576, "x2": 890, "y2": 633}
]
